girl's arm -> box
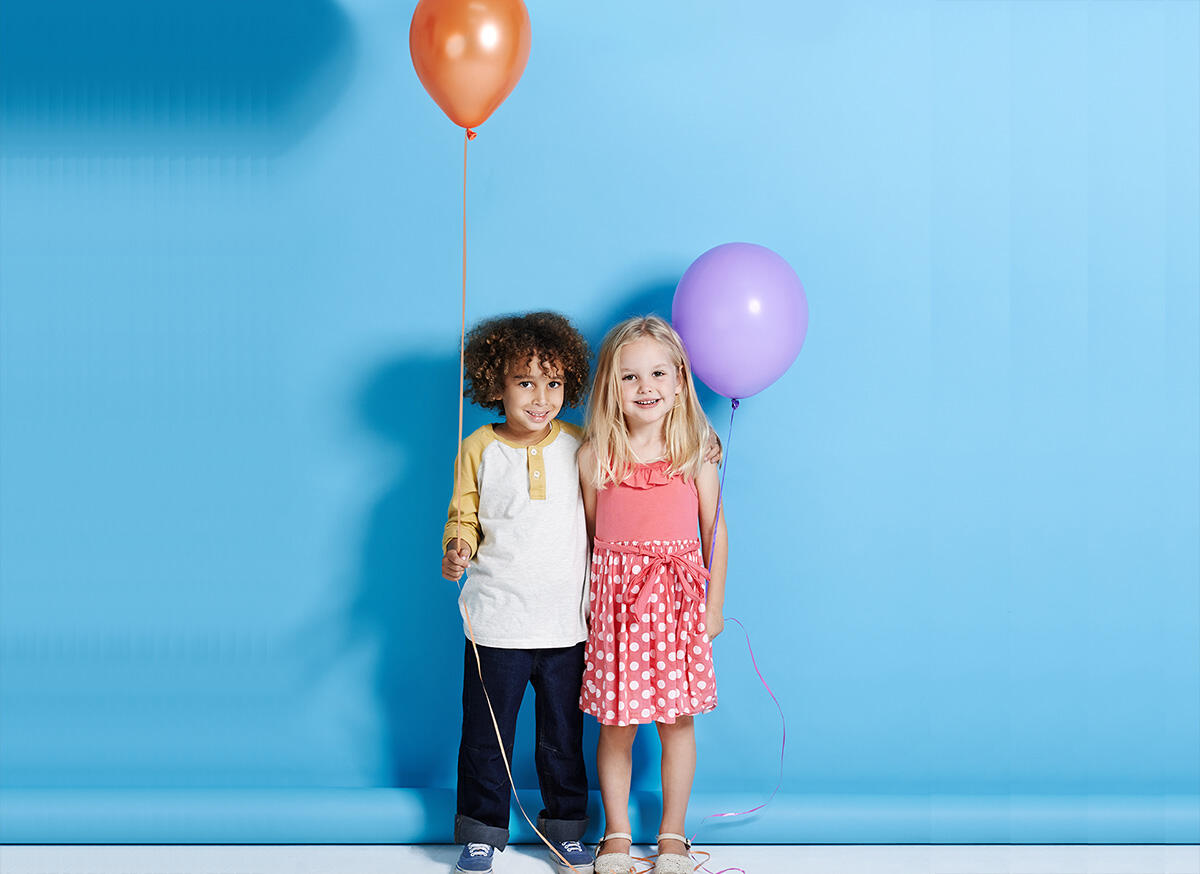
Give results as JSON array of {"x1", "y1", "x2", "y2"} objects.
[
  {"x1": 696, "y1": 460, "x2": 728, "y2": 641},
  {"x1": 577, "y1": 441, "x2": 598, "y2": 543}
]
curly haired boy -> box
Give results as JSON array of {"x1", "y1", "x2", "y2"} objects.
[{"x1": 441, "y1": 311, "x2": 596, "y2": 874}]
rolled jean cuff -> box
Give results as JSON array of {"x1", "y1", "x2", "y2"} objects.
[
  {"x1": 537, "y1": 813, "x2": 589, "y2": 842},
  {"x1": 455, "y1": 814, "x2": 510, "y2": 851}
]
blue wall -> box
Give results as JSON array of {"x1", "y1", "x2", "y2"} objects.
[{"x1": 1, "y1": 0, "x2": 1197, "y2": 843}]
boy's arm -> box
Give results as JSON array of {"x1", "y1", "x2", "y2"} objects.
[
  {"x1": 696, "y1": 459, "x2": 727, "y2": 641},
  {"x1": 442, "y1": 437, "x2": 485, "y2": 580}
]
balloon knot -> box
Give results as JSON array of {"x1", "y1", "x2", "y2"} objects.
[
  {"x1": 466, "y1": 128, "x2": 478, "y2": 141},
  {"x1": 731, "y1": 399, "x2": 741, "y2": 410}
]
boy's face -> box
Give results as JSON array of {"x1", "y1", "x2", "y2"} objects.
[{"x1": 494, "y1": 354, "x2": 565, "y2": 444}]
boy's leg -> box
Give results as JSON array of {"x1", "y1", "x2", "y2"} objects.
[
  {"x1": 529, "y1": 642, "x2": 589, "y2": 840},
  {"x1": 456, "y1": 640, "x2": 534, "y2": 850}
]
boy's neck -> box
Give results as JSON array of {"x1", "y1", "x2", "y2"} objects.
[{"x1": 494, "y1": 418, "x2": 554, "y2": 446}]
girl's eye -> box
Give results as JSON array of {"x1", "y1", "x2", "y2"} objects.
[
  {"x1": 621, "y1": 374, "x2": 636, "y2": 381},
  {"x1": 653, "y1": 370, "x2": 665, "y2": 378},
  {"x1": 518, "y1": 381, "x2": 532, "y2": 388},
  {"x1": 549, "y1": 381, "x2": 562, "y2": 389}
]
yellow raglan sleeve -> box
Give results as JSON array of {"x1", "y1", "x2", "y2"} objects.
[{"x1": 442, "y1": 428, "x2": 489, "y2": 557}]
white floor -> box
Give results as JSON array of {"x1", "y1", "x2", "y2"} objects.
[{"x1": 1, "y1": 845, "x2": 1198, "y2": 874}]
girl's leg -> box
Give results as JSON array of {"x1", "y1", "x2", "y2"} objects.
[
  {"x1": 596, "y1": 723, "x2": 638, "y2": 853},
  {"x1": 655, "y1": 716, "x2": 696, "y2": 856}
]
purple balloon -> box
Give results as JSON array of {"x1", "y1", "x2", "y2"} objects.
[{"x1": 672, "y1": 242, "x2": 808, "y2": 399}]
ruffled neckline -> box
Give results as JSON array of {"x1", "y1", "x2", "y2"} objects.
[{"x1": 621, "y1": 459, "x2": 672, "y2": 489}]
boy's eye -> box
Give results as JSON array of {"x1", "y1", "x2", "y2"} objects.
[
  {"x1": 549, "y1": 381, "x2": 562, "y2": 389},
  {"x1": 518, "y1": 381, "x2": 532, "y2": 388}
]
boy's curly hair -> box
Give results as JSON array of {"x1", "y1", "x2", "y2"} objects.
[{"x1": 463, "y1": 311, "x2": 591, "y2": 413}]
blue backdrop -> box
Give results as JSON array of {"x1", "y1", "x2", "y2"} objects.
[{"x1": 1, "y1": 0, "x2": 1197, "y2": 844}]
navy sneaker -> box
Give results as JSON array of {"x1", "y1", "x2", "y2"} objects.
[
  {"x1": 454, "y1": 842, "x2": 495, "y2": 873},
  {"x1": 549, "y1": 839, "x2": 595, "y2": 873}
]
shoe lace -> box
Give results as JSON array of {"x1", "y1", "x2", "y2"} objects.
[
  {"x1": 466, "y1": 843, "x2": 491, "y2": 858},
  {"x1": 561, "y1": 840, "x2": 584, "y2": 853}
]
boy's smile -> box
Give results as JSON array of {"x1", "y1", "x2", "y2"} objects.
[{"x1": 492, "y1": 354, "x2": 565, "y2": 444}]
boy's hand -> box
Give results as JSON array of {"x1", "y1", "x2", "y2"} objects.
[
  {"x1": 704, "y1": 428, "x2": 723, "y2": 465},
  {"x1": 442, "y1": 541, "x2": 471, "y2": 582}
]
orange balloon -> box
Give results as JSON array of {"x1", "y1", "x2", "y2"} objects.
[{"x1": 409, "y1": 0, "x2": 532, "y2": 130}]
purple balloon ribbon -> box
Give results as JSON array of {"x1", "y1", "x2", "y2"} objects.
[{"x1": 686, "y1": 400, "x2": 787, "y2": 873}]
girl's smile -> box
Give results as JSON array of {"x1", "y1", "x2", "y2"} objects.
[{"x1": 617, "y1": 337, "x2": 681, "y2": 427}]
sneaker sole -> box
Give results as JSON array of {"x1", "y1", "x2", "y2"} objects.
[{"x1": 549, "y1": 850, "x2": 595, "y2": 874}]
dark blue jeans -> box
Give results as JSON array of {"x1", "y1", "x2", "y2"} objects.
[{"x1": 455, "y1": 640, "x2": 589, "y2": 850}]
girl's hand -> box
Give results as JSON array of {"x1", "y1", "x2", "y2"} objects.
[
  {"x1": 705, "y1": 611, "x2": 724, "y2": 642},
  {"x1": 442, "y1": 542, "x2": 471, "y2": 582}
]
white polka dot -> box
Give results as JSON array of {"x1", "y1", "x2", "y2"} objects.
[
  {"x1": 631, "y1": 642, "x2": 639, "y2": 652},
  {"x1": 606, "y1": 710, "x2": 616, "y2": 721},
  {"x1": 605, "y1": 671, "x2": 615, "y2": 682},
  {"x1": 605, "y1": 691, "x2": 615, "y2": 701},
  {"x1": 698, "y1": 680, "x2": 707, "y2": 689},
  {"x1": 657, "y1": 642, "x2": 667, "y2": 651},
  {"x1": 657, "y1": 660, "x2": 667, "y2": 670},
  {"x1": 632, "y1": 565, "x2": 641, "y2": 574},
  {"x1": 630, "y1": 680, "x2": 639, "y2": 690},
  {"x1": 642, "y1": 632, "x2": 651, "y2": 642}
]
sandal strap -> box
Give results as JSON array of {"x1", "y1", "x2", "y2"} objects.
[
  {"x1": 656, "y1": 833, "x2": 691, "y2": 848},
  {"x1": 601, "y1": 832, "x2": 633, "y2": 842}
]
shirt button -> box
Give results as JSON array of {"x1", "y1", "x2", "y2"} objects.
[
  {"x1": 530, "y1": 448, "x2": 538, "y2": 455},
  {"x1": 533, "y1": 470, "x2": 541, "y2": 478}
]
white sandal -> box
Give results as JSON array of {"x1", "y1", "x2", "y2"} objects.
[
  {"x1": 594, "y1": 832, "x2": 634, "y2": 874},
  {"x1": 653, "y1": 833, "x2": 693, "y2": 874}
]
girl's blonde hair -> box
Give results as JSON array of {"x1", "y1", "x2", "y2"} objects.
[{"x1": 585, "y1": 315, "x2": 711, "y2": 488}]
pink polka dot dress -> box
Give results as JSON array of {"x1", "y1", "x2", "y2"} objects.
[{"x1": 580, "y1": 460, "x2": 717, "y2": 726}]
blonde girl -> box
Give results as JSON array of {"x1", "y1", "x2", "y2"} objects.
[{"x1": 577, "y1": 316, "x2": 728, "y2": 874}]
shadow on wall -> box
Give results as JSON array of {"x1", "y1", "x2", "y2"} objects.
[
  {"x1": 348, "y1": 281, "x2": 731, "y2": 795},
  {"x1": 0, "y1": 0, "x2": 355, "y2": 155}
]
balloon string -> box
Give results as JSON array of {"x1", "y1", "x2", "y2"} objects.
[
  {"x1": 689, "y1": 616, "x2": 786, "y2": 845},
  {"x1": 705, "y1": 398, "x2": 739, "y2": 572},
  {"x1": 455, "y1": 131, "x2": 469, "y2": 547},
  {"x1": 691, "y1": 400, "x2": 786, "y2": 872},
  {"x1": 451, "y1": 126, "x2": 579, "y2": 872}
]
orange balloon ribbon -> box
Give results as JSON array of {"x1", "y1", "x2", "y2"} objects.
[{"x1": 410, "y1": 0, "x2": 532, "y2": 129}]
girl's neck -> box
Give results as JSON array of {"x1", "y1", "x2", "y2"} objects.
[{"x1": 626, "y1": 422, "x2": 667, "y2": 463}]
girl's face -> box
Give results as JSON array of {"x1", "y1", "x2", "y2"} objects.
[{"x1": 616, "y1": 336, "x2": 681, "y2": 429}]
